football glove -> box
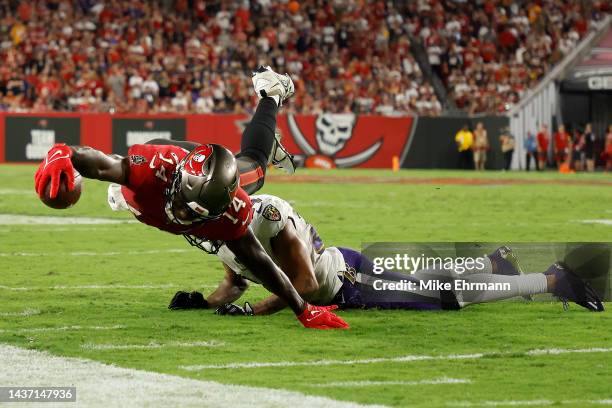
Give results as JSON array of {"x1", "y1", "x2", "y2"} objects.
[
  {"x1": 168, "y1": 291, "x2": 209, "y2": 310},
  {"x1": 34, "y1": 143, "x2": 75, "y2": 199},
  {"x1": 215, "y1": 302, "x2": 254, "y2": 316},
  {"x1": 297, "y1": 303, "x2": 349, "y2": 329}
]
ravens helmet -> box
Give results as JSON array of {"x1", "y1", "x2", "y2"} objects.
[{"x1": 165, "y1": 144, "x2": 239, "y2": 225}]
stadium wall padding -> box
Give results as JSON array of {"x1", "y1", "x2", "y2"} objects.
[
  {"x1": 0, "y1": 112, "x2": 506, "y2": 169},
  {"x1": 401, "y1": 116, "x2": 509, "y2": 169},
  {"x1": 0, "y1": 113, "x2": 415, "y2": 168}
]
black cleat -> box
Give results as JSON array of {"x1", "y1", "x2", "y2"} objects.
[
  {"x1": 545, "y1": 262, "x2": 604, "y2": 312},
  {"x1": 489, "y1": 246, "x2": 532, "y2": 300}
]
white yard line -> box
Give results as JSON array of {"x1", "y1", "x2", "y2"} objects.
[
  {"x1": 447, "y1": 399, "x2": 612, "y2": 407},
  {"x1": 0, "y1": 248, "x2": 192, "y2": 257},
  {"x1": 0, "y1": 214, "x2": 137, "y2": 225},
  {"x1": 82, "y1": 341, "x2": 225, "y2": 350},
  {"x1": 0, "y1": 325, "x2": 126, "y2": 334},
  {"x1": 0, "y1": 309, "x2": 41, "y2": 317},
  {"x1": 0, "y1": 284, "x2": 216, "y2": 291},
  {"x1": 0, "y1": 344, "x2": 386, "y2": 408},
  {"x1": 579, "y1": 219, "x2": 612, "y2": 226},
  {"x1": 0, "y1": 227, "x2": 128, "y2": 232},
  {"x1": 179, "y1": 347, "x2": 612, "y2": 371},
  {"x1": 312, "y1": 378, "x2": 471, "y2": 388},
  {"x1": 0, "y1": 189, "x2": 34, "y2": 195}
]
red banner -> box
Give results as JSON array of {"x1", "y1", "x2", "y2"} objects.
[{"x1": 0, "y1": 113, "x2": 414, "y2": 168}]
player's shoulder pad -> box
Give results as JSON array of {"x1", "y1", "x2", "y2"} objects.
[{"x1": 250, "y1": 194, "x2": 291, "y2": 239}]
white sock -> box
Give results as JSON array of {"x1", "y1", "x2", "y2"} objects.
[{"x1": 457, "y1": 273, "x2": 548, "y2": 306}]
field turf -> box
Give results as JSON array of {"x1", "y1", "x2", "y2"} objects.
[{"x1": 1, "y1": 164, "x2": 611, "y2": 407}]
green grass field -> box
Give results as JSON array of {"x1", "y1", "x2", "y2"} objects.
[{"x1": 1, "y1": 164, "x2": 611, "y2": 407}]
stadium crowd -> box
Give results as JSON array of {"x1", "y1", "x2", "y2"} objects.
[
  {"x1": 0, "y1": 0, "x2": 608, "y2": 116},
  {"x1": 417, "y1": 0, "x2": 609, "y2": 114}
]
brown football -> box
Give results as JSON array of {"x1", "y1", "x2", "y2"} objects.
[{"x1": 41, "y1": 170, "x2": 83, "y2": 209}]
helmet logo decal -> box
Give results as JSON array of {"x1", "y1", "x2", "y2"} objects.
[
  {"x1": 185, "y1": 145, "x2": 214, "y2": 176},
  {"x1": 192, "y1": 153, "x2": 206, "y2": 163}
]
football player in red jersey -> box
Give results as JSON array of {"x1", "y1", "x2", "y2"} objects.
[{"x1": 33, "y1": 67, "x2": 349, "y2": 330}]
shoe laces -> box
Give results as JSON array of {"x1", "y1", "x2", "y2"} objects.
[{"x1": 560, "y1": 297, "x2": 569, "y2": 311}]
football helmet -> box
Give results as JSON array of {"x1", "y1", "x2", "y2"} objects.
[{"x1": 165, "y1": 144, "x2": 239, "y2": 225}]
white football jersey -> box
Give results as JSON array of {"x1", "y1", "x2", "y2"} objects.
[{"x1": 216, "y1": 194, "x2": 343, "y2": 305}]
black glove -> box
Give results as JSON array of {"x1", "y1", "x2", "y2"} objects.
[
  {"x1": 215, "y1": 302, "x2": 254, "y2": 316},
  {"x1": 168, "y1": 291, "x2": 209, "y2": 310}
]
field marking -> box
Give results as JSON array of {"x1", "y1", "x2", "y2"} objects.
[
  {"x1": 0, "y1": 325, "x2": 126, "y2": 334},
  {"x1": 580, "y1": 219, "x2": 612, "y2": 226},
  {"x1": 0, "y1": 283, "x2": 216, "y2": 291},
  {"x1": 179, "y1": 347, "x2": 612, "y2": 371},
  {"x1": 0, "y1": 188, "x2": 34, "y2": 195},
  {"x1": 447, "y1": 399, "x2": 612, "y2": 407},
  {"x1": 0, "y1": 214, "x2": 137, "y2": 225},
  {"x1": 0, "y1": 344, "x2": 386, "y2": 408},
  {"x1": 0, "y1": 308, "x2": 41, "y2": 317},
  {"x1": 312, "y1": 377, "x2": 471, "y2": 388},
  {"x1": 0, "y1": 227, "x2": 129, "y2": 233},
  {"x1": 82, "y1": 340, "x2": 225, "y2": 350},
  {"x1": 0, "y1": 248, "x2": 192, "y2": 257}
]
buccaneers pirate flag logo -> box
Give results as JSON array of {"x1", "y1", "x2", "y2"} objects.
[{"x1": 279, "y1": 114, "x2": 414, "y2": 169}]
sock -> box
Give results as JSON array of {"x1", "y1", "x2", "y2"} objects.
[
  {"x1": 235, "y1": 97, "x2": 278, "y2": 193},
  {"x1": 457, "y1": 273, "x2": 548, "y2": 306}
]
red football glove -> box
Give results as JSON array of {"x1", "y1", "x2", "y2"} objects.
[
  {"x1": 34, "y1": 143, "x2": 75, "y2": 199},
  {"x1": 297, "y1": 303, "x2": 349, "y2": 330}
]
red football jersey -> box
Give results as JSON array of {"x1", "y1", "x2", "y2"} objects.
[
  {"x1": 121, "y1": 144, "x2": 252, "y2": 241},
  {"x1": 537, "y1": 131, "x2": 549, "y2": 151}
]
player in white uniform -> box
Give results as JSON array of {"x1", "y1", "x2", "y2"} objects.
[
  {"x1": 216, "y1": 195, "x2": 343, "y2": 307},
  {"x1": 168, "y1": 194, "x2": 602, "y2": 315}
]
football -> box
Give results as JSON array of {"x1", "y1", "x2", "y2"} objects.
[{"x1": 41, "y1": 170, "x2": 82, "y2": 209}]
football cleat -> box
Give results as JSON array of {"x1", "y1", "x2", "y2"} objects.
[
  {"x1": 544, "y1": 262, "x2": 604, "y2": 312},
  {"x1": 489, "y1": 246, "x2": 532, "y2": 300},
  {"x1": 251, "y1": 66, "x2": 295, "y2": 106},
  {"x1": 271, "y1": 131, "x2": 296, "y2": 174}
]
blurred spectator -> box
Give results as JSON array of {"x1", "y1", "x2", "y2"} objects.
[
  {"x1": 536, "y1": 124, "x2": 550, "y2": 170},
  {"x1": 553, "y1": 124, "x2": 570, "y2": 167},
  {"x1": 524, "y1": 130, "x2": 538, "y2": 171},
  {"x1": 572, "y1": 128, "x2": 585, "y2": 171},
  {"x1": 472, "y1": 122, "x2": 489, "y2": 170},
  {"x1": 583, "y1": 123, "x2": 596, "y2": 172},
  {"x1": 499, "y1": 127, "x2": 515, "y2": 171},
  {"x1": 455, "y1": 124, "x2": 474, "y2": 169},
  {"x1": 605, "y1": 124, "x2": 612, "y2": 172}
]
